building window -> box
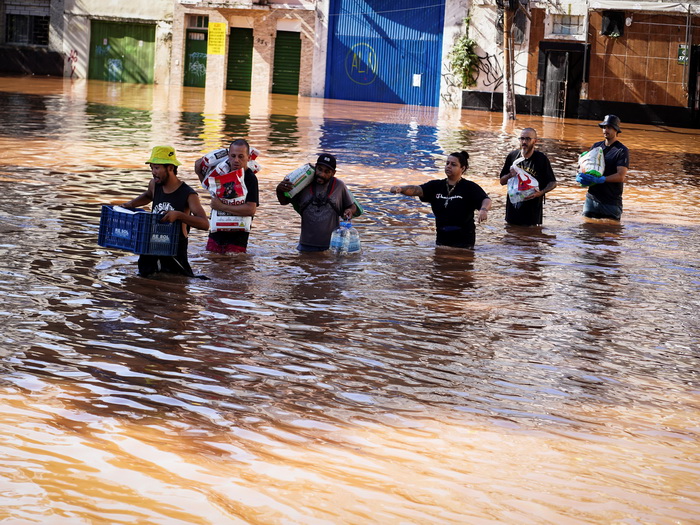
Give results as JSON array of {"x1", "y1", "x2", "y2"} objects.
[
  {"x1": 551, "y1": 14, "x2": 584, "y2": 36},
  {"x1": 188, "y1": 15, "x2": 209, "y2": 29},
  {"x1": 5, "y1": 14, "x2": 50, "y2": 46}
]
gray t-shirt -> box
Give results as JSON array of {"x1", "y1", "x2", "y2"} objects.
[{"x1": 292, "y1": 178, "x2": 354, "y2": 248}]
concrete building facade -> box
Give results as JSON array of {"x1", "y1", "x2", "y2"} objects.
[
  {"x1": 171, "y1": 0, "x2": 318, "y2": 97},
  {"x1": 0, "y1": 0, "x2": 468, "y2": 108},
  {"x1": 464, "y1": 0, "x2": 700, "y2": 127}
]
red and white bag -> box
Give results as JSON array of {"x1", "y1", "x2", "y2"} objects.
[
  {"x1": 203, "y1": 168, "x2": 252, "y2": 232},
  {"x1": 507, "y1": 157, "x2": 539, "y2": 208}
]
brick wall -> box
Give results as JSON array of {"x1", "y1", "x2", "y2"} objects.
[
  {"x1": 4, "y1": 0, "x2": 50, "y2": 16},
  {"x1": 587, "y1": 11, "x2": 700, "y2": 107}
]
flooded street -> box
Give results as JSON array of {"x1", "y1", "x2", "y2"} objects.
[{"x1": 1, "y1": 76, "x2": 699, "y2": 524}]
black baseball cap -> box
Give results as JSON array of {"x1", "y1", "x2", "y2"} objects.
[{"x1": 316, "y1": 153, "x2": 336, "y2": 170}]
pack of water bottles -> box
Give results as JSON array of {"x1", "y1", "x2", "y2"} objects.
[{"x1": 329, "y1": 221, "x2": 361, "y2": 255}]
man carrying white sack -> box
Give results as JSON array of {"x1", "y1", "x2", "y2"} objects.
[
  {"x1": 276, "y1": 153, "x2": 357, "y2": 252},
  {"x1": 579, "y1": 115, "x2": 629, "y2": 221},
  {"x1": 194, "y1": 139, "x2": 259, "y2": 254}
]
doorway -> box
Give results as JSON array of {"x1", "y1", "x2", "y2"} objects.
[
  {"x1": 272, "y1": 31, "x2": 301, "y2": 95},
  {"x1": 689, "y1": 45, "x2": 700, "y2": 126},
  {"x1": 227, "y1": 28, "x2": 253, "y2": 91},
  {"x1": 539, "y1": 43, "x2": 587, "y2": 118},
  {"x1": 184, "y1": 30, "x2": 207, "y2": 88}
]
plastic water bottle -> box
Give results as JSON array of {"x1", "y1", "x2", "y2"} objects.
[
  {"x1": 330, "y1": 222, "x2": 347, "y2": 254},
  {"x1": 345, "y1": 221, "x2": 361, "y2": 254},
  {"x1": 330, "y1": 221, "x2": 361, "y2": 255}
]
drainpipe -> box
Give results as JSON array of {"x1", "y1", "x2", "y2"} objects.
[
  {"x1": 683, "y1": 3, "x2": 691, "y2": 94},
  {"x1": 582, "y1": 0, "x2": 589, "y2": 102}
]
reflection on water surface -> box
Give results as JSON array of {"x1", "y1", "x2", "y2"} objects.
[{"x1": 0, "y1": 77, "x2": 699, "y2": 524}]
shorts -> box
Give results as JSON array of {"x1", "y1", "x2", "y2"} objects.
[
  {"x1": 583, "y1": 193, "x2": 622, "y2": 221},
  {"x1": 206, "y1": 237, "x2": 246, "y2": 254}
]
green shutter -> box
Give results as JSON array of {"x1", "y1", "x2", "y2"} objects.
[
  {"x1": 226, "y1": 28, "x2": 253, "y2": 91},
  {"x1": 184, "y1": 30, "x2": 207, "y2": 87},
  {"x1": 88, "y1": 21, "x2": 155, "y2": 84},
  {"x1": 272, "y1": 31, "x2": 301, "y2": 95}
]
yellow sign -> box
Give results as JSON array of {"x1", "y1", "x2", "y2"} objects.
[{"x1": 207, "y1": 23, "x2": 227, "y2": 55}]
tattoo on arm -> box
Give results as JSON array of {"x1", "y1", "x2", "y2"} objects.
[{"x1": 402, "y1": 185, "x2": 423, "y2": 197}]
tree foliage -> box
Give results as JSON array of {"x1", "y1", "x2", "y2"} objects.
[{"x1": 449, "y1": 18, "x2": 480, "y2": 89}]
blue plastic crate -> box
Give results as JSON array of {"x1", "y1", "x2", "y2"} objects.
[{"x1": 97, "y1": 205, "x2": 180, "y2": 256}]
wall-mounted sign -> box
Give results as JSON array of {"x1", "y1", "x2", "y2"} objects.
[
  {"x1": 207, "y1": 23, "x2": 226, "y2": 56},
  {"x1": 678, "y1": 44, "x2": 689, "y2": 65},
  {"x1": 345, "y1": 43, "x2": 378, "y2": 85}
]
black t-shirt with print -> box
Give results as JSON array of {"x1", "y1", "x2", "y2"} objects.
[
  {"x1": 139, "y1": 181, "x2": 197, "y2": 277},
  {"x1": 499, "y1": 150, "x2": 556, "y2": 226},
  {"x1": 419, "y1": 178, "x2": 489, "y2": 248}
]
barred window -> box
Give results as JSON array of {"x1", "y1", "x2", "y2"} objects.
[
  {"x1": 188, "y1": 15, "x2": 209, "y2": 29},
  {"x1": 551, "y1": 14, "x2": 584, "y2": 36},
  {"x1": 6, "y1": 14, "x2": 50, "y2": 46}
]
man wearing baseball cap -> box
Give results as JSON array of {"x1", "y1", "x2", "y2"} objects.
[
  {"x1": 121, "y1": 146, "x2": 209, "y2": 277},
  {"x1": 276, "y1": 153, "x2": 358, "y2": 252},
  {"x1": 579, "y1": 115, "x2": 629, "y2": 220}
]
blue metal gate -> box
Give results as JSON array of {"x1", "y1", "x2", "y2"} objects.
[{"x1": 325, "y1": 0, "x2": 445, "y2": 106}]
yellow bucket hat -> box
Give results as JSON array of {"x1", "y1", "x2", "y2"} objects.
[{"x1": 145, "y1": 146, "x2": 181, "y2": 166}]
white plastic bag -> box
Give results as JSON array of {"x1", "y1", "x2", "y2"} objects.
[
  {"x1": 507, "y1": 157, "x2": 539, "y2": 208},
  {"x1": 578, "y1": 147, "x2": 605, "y2": 177}
]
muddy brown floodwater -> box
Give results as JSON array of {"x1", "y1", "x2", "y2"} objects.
[{"x1": 0, "y1": 76, "x2": 699, "y2": 524}]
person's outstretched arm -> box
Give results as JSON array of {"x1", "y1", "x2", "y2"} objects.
[{"x1": 390, "y1": 185, "x2": 423, "y2": 197}]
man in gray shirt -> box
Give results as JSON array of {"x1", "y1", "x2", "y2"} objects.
[{"x1": 276, "y1": 153, "x2": 357, "y2": 252}]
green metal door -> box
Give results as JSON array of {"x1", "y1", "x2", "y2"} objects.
[
  {"x1": 88, "y1": 21, "x2": 155, "y2": 84},
  {"x1": 272, "y1": 31, "x2": 301, "y2": 95},
  {"x1": 226, "y1": 28, "x2": 253, "y2": 91},
  {"x1": 184, "y1": 30, "x2": 207, "y2": 87}
]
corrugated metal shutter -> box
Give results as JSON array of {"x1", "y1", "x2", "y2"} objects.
[
  {"x1": 272, "y1": 31, "x2": 301, "y2": 95},
  {"x1": 88, "y1": 21, "x2": 155, "y2": 84},
  {"x1": 184, "y1": 30, "x2": 207, "y2": 88},
  {"x1": 226, "y1": 28, "x2": 253, "y2": 91},
  {"x1": 325, "y1": 0, "x2": 445, "y2": 106}
]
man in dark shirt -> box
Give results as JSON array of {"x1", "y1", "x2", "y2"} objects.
[
  {"x1": 580, "y1": 115, "x2": 629, "y2": 221},
  {"x1": 122, "y1": 146, "x2": 209, "y2": 277},
  {"x1": 194, "y1": 139, "x2": 260, "y2": 253},
  {"x1": 499, "y1": 127, "x2": 557, "y2": 226}
]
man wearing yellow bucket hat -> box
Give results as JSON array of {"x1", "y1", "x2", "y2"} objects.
[{"x1": 122, "y1": 146, "x2": 209, "y2": 277}]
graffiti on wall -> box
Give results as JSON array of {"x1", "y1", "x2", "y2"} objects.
[
  {"x1": 475, "y1": 52, "x2": 503, "y2": 90},
  {"x1": 440, "y1": 56, "x2": 462, "y2": 107},
  {"x1": 107, "y1": 58, "x2": 123, "y2": 82},
  {"x1": 188, "y1": 52, "x2": 207, "y2": 79}
]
